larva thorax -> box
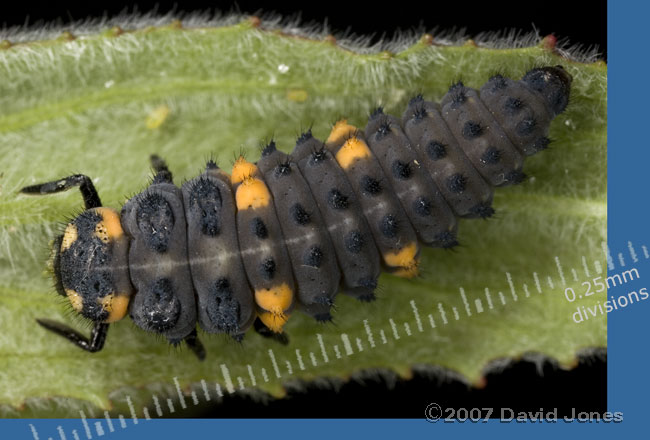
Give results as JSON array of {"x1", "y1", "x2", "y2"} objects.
[{"x1": 34, "y1": 66, "x2": 571, "y2": 359}]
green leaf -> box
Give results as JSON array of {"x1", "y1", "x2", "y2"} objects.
[{"x1": 0, "y1": 19, "x2": 606, "y2": 417}]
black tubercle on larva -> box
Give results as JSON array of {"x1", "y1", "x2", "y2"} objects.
[
  {"x1": 504, "y1": 97, "x2": 523, "y2": 114},
  {"x1": 449, "y1": 81, "x2": 467, "y2": 104},
  {"x1": 426, "y1": 141, "x2": 447, "y2": 160},
  {"x1": 462, "y1": 121, "x2": 483, "y2": 139},
  {"x1": 136, "y1": 192, "x2": 174, "y2": 253},
  {"x1": 447, "y1": 173, "x2": 467, "y2": 193},
  {"x1": 250, "y1": 217, "x2": 268, "y2": 239},
  {"x1": 297, "y1": 129, "x2": 313, "y2": 145},
  {"x1": 274, "y1": 160, "x2": 292, "y2": 177},
  {"x1": 505, "y1": 170, "x2": 527, "y2": 184},
  {"x1": 481, "y1": 147, "x2": 501, "y2": 165},
  {"x1": 206, "y1": 159, "x2": 218, "y2": 170},
  {"x1": 261, "y1": 140, "x2": 277, "y2": 157},
  {"x1": 304, "y1": 245, "x2": 323, "y2": 268},
  {"x1": 345, "y1": 230, "x2": 364, "y2": 253},
  {"x1": 392, "y1": 160, "x2": 412, "y2": 180},
  {"x1": 517, "y1": 118, "x2": 537, "y2": 136},
  {"x1": 533, "y1": 136, "x2": 551, "y2": 152},
  {"x1": 409, "y1": 94, "x2": 424, "y2": 105},
  {"x1": 135, "y1": 278, "x2": 181, "y2": 332},
  {"x1": 290, "y1": 203, "x2": 311, "y2": 225},
  {"x1": 360, "y1": 175, "x2": 382, "y2": 195},
  {"x1": 470, "y1": 202, "x2": 496, "y2": 219},
  {"x1": 310, "y1": 147, "x2": 328, "y2": 164},
  {"x1": 436, "y1": 231, "x2": 459, "y2": 249},
  {"x1": 380, "y1": 214, "x2": 399, "y2": 238},
  {"x1": 411, "y1": 105, "x2": 427, "y2": 120},
  {"x1": 206, "y1": 278, "x2": 240, "y2": 334},
  {"x1": 328, "y1": 188, "x2": 349, "y2": 209},
  {"x1": 260, "y1": 258, "x2": 276, "y2": 280},
  {"x1": 188, "y1": 177, "x2": 222, "y2": 237},
  {"x1": 376, "y1": 121, "x2": 391, "y2": 139},
  {"x1": 370, "y1": 107, "x2": 384, "y2": 118},
  {"x1": 488, "y1": 74, "x2": 508, "y2": 91},
  {"x1": 413, "y1": 196, "x2": 432, "y2": 217}
]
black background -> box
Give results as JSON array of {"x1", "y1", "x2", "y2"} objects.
[
  {"x1": 3, "y1": 0, "x2": 606, "y2": 59},
  {"x1": 3, "y1": 0, "x2": 607, "y2": 418}
]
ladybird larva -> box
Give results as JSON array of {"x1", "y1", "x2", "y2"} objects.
[{"x1": 20, "y1": 66, "x2": 572, "y2": 360}]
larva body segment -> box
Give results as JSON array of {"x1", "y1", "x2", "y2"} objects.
[
  {"x1": 181, "y1": 165, "x2": 256, "y2": 339},
  {"x1": 441, "y1": 85, "x2": 525, "y2": 186},
  {"x1": 258, "y1": 142, "x2": 340, "y2": 321},
  {"x1": 480, "y1": 75, "x2": 554, "y2": 156},
  {"x1": 120, "y1": 181, "x2": 197, "y2": 344},
  {"x1": 364, "y1": 112, "x2": 458, "y2": 248},
  {"x1": 402, "y1": 98, "x2": 495, "y2": 218},
  {"x1": 23, "y1": 66, "x2": 572, "y2": 359},
  {"x1": 325, "y1": 123, "x2": 421, "y2": 277},
  {"x1": 231, "y1": 158, "x2": 295, "y2": 333},
  {"x1": 292, "y1": 134, "x2": 382, "y2": 301}
]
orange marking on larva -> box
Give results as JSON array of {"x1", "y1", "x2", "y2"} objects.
[
  {"x1": 93, "y1": 207, "x2": 123, "y2": 241},
  {"x1": 61, "y1": 223, "x2": 78, "y2": 251},
  {"x1": 326, "y1": 119, "x2": 357, "y2": 147},
  {"x1": 335, "y1": 136, "x2": 372, "y2": 169},
  {"x1": 100, "y1": 293, "x2": 130, "y2": 323},
  {"x1": 235, "y1": 177, "x2": 271, "y2": 210},
  {"x1": 231, "y1": 156, "x2": 259, "y2": 185},
  {"x1": 65, "y1": 289, "x2": 83, "y2": 312},
  {"x1": 258, "y1": 311, "x2": 290, "y2": 333},
  {"x1": 255, "y1": 283, "x2": 293, "y2": 315},
  {"x1": 384, "y1": 242, "x2": 420, "y2": 278}
]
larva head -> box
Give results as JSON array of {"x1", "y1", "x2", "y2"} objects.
[
  {"x1": 52, "y1": 207, "x2": 133, "y2": 323},
  {"x1": 522, "y1": 65, "x2": 573, "y2": 116}
]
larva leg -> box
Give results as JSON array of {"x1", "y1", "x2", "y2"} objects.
[
  {"x1": 20, "y1": 174, "x2": 102, "y2": 209},
  {"x1": 36, "y1": 319, "x2": 109, "y2": 353},
  {"x1": 150, "y1": 154, "x2": 173, "y2": 183},
  {"x1": 253, "y1": 317, "x2": 289, "y2": 345},
  {"x1": 182, "y1": 328, "x2": 206, "y2": 361}
]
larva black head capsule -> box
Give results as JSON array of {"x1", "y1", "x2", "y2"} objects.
[
  {"x1": 54, "y1": 208, "x2": 133, "y2": 323},
  {"x1": 522, "y1": 65, "x2": 573, "y2": 115}
]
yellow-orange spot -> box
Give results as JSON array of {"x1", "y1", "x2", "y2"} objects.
[
  {"x1": 324, "y1": 34, "x2": 337, "y2": 45},
  {"x1": 421, "y1": 33, "x2": 434, "y2": 46},
  {"x1": 258, "y1": 311, "x2": 290, "y2": 333},
  {"x1": 326, "y1": 119, "x2": 357, "y2": 146},
  {"x1": 255, "y1": 283, "x2": 293, "y2": 315},
  {"x1": 58, "y1": 31, "x2": 75, "y2": 41},
  {"x1": 0, "y1": 40, "x2": 12, "y2": 50},
  {"x1": 100, "y1": 294, "x2": 130, "y2": 323},
  {"x1": 384, "y1": 242, "x2": 420, "y2": 278},
  {"x1": 235, "y1": 177, "x2": 271, "y2": 210},
  {"x1": 108, "y1": 26, "x2": 124, "y2": 37},
  {"x1": 335, "y1": 137, "x2": 372, "y2": 169},
  {"x1": 65, "y1": 289, "x2": 83, "y2": 312},
  {"x1": 93, "y1": 207, "x2": 124, "y2": 242},
  {"x1": 146, "y1": 104, "x2": 171, "y2": 129},
  {"x1": 541, "y1": 34, "x2": 557, "y2": 51},
  {"x1": 61, "y1": 223, "x2": 78, "y2": 251},
  {"x1": 287, "y1": 89, "x2": 308, "y2": 102},
  {"x1": 231, "y1": 156, "x2": 259, "y2": 185}
]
